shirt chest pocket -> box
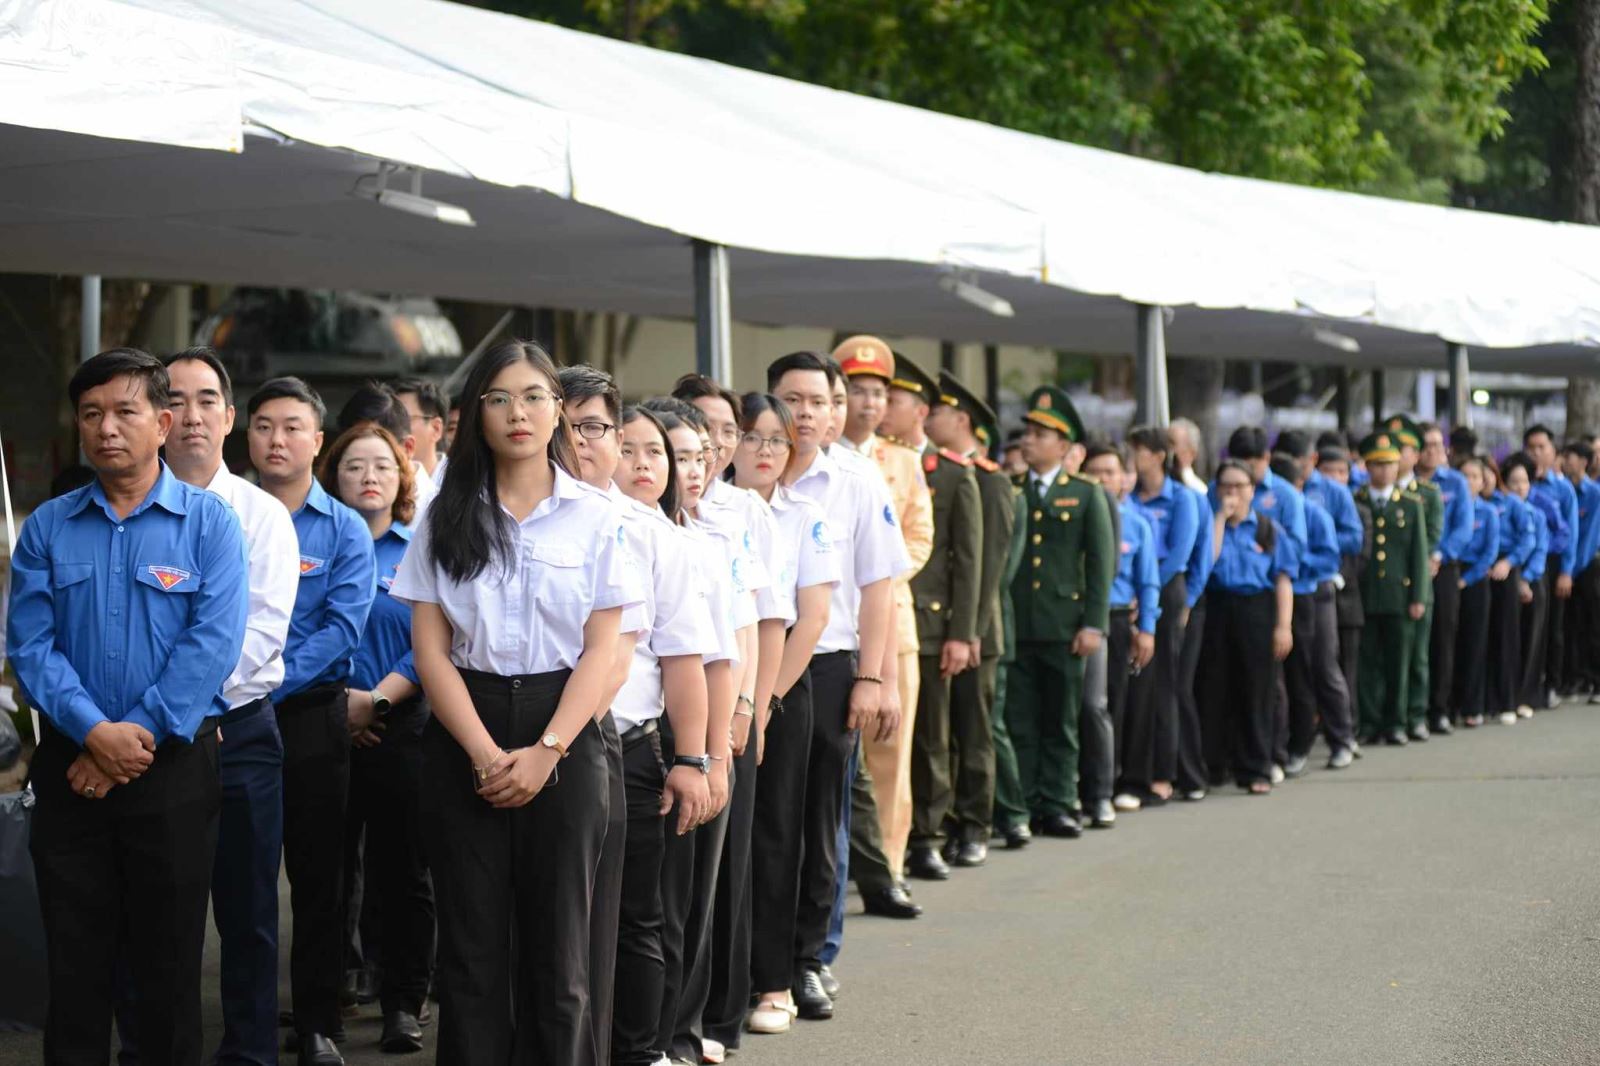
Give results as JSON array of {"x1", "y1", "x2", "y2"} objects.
[
  {"x1": 133, "y1": 560, "x2": 200, "y2": 639},
  {"x1": 528, "y1": 542, "x2": 588, "y2": 605},
  {"x1": 51, "y1": 561, "x2": 95, "y2": 612}
]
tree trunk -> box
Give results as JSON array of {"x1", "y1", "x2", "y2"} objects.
[
  {"x1": 1566, "y1": 0, "x2": 1600, "y2": 436},
  {"x1": 1168, "y1": 355, "x2": 1223, "y2": 478}
]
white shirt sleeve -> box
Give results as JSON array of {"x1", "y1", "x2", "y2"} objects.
[
  {"x1": 389, "y1": 516, "x2": 440, "y2": 606},
  {"x1": 591, "y1": 500, "x2": 645, "y2": 614},
  {"x1": 696, "y1": 530, "x2": 740, "y2": 666},
  {"x1": 222, "y1": 486, "x2": 299, "y2": 704},
  {"x1": 796, "y1": 499, "x2": 844, "y2": 590},
  {"x1": 652, "y1": 525, "x2": 720, "y2": 658},
  {"x1": 849, "y1": 469, "x2": 912, "y2": 587}
]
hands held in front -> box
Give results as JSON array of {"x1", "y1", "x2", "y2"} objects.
[{"x1": 84, "y1": 720, "x2": 155, "y2": 784}]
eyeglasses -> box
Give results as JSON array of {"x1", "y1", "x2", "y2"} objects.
[
  {"x1": 740, "y1": 432, "x2": 792, "y2": 453},
  {"x1": 480, "y1": 389, "x2": 554, "y2": 412},
  {"x1": 1217, "y1": 480, "x2": 1253, "y2": 492},
  {"x1": 572, "y1": 420, "x2": 616, "y2": 441}
]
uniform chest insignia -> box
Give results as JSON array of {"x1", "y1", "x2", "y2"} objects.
[
  {"x1": 811, "y1": 520, "x2": 833, "y2": 550},
  {"x1": 1120, "y1": 540, "x2": 1132, "y2": 554},
  {"x1": 1054, "y1": 497, "x2": 1079, "y2": 507},
  {"x1": 1260, "y1": 492, "x2": 1277, "y2": 509},
  {"x1": 883, "y1": 504, "x2": 897, "y2": 526},
  {"x1": 924, "y1": 453, "x2": 938, "y2": 474},
  {"x1": 380, "y1": 564, "x2": 398, "y2": 590},
  {"x1": 146, "y1": 565, "x2": 191, "y2": 590},
  {"x1": 299, "y1": 556, "x2": 326, "y2": 576}
]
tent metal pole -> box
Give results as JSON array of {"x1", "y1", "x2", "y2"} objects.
[
  {"x1": 1335, "y1": 369, "x2": 1352, "y2": 430},
  {"x1": 1134, "y1": 303, "x2": 1170, "y2": 426},
  {"x1": 983, "y1": 344, "x2": 1000, "y2": 427},
  {"x1": 940, "y1": 341, "x2": 956, "y2": 372},
  {"x1": 1371, "y1": 370, "x2": 1386, "y2": 424},
  {"x1": 80, "y1": 274, "x2": 101, "y2": 361},
  {"x1": 693, "y1": 241, "x2": 732, "y2": 385},
  {"x1": 1447, "y1": 342, "x2": 1471, "y2": 428}
]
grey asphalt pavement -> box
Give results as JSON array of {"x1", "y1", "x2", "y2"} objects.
[{"x1": 5, "y1": 702, "x2": 1599, "y2": 1065}]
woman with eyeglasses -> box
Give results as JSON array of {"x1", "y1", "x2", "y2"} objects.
[
  {"x1": 1197, "y1": 459, "x2": 1295, "y2": 795},
  {"x1": 389, "y1": 340, "x2": 641, "y2": 1064},
  {"x1": 318, "y1": 423, "x2": 435, "y2": 1053}
]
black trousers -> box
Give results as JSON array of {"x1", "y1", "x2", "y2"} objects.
[
  {"x1": 1148, "y1": 575, "x2": 1187, "y2": 784},
  {"x1": 31, "y1": 720, "x2": 220, "y2": 1066},
  {"x1": 1573, "y1": 563, "x2": 1600, "y2": 689},
  {"x1": 1197, "y1": 590, "x2": 1277, "y2": 787},
  {"x1": 846, "y1": 742, "x2": 894, "y2": 893},
  {"x1": 793, "y1": 650, "x2": 856, "y2": 976},
  {"x1": 1173, "y1": 599, "x2": 1208, "y2": 793},
  {"x1": 1428, "y1": 562, "x2": 1463, "y2": 722},
  {"x1": 1519, "y1": 571, "x2": 1550, "y2": 709},
  {"x1": 1077, "y1": 639, "x2": 1113, "y2": 807},
  {"x1": 1544, "y1": 555, "x2": 1566, "y2": 695},
  {"x1": 748, "y1": 668, "x2": 813, "y2": 993},
  {"x1": 1337, "y1": 622, "x2": 1362, "y2": 722},
  {"x1": 657, "y1": 725, "x2": 729, "y2": 1065},
  {"x1": 611, "y1": 725, "x2": 667, "y2": 1066},
  {"x1": 944, "y1": 654, "x2": 997, "y2": 843},
  {"x1": 1104, "y1": 609, "x2": 1138, "y2": 793},
  {"x1": 276, "y1": 683, "x2": 352, "y2": 1037},
  {"x1": 704, "y1": 732, "x2": 758, "y2": 1050},
  {"x1": 1284, "y1": 583, "x2": 1354, "y2": 757},
  {"x1": 1486, "y1": 569, "x2": 1523, "y2": 716},
  {"x1": 344, "y1": 699, "x2": 434, "y2": 1017},
  {"x1": 589, "y1": 713, "x2": 626, "y2": 1066},
  {"x1": 909, "y1": 653, "x2": 952, "y2": 849},
  {"x1": 424, "y1": 668, "x2": 607, "y2": 1066},
  {"x1": 1454, "y1": 579, "x2": 1493, "y2": 718}
]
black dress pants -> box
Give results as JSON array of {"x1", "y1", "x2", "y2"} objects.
[
  {"x1": 1285, "y1": 583, "x2": 1354, "y2": 757},
  {"x1": 276, "y1": 683, "x2": 351, "y2": 1037},
  {"x1": 749, "y1": 668, "x2": 813, "y2": 993},
  {"x1": 1103, "y1": 610, "x2": 1136, "y2": 793},
  {"x1": 424, "y1": 668, "x2": 607, "y2": 1066},
  {"x1": 1148, "y1": 574, "x2": 1187, "y2": 784},
  {"x1": 589, "y1": 713, "x2": 626, "y2": 1066},
  {"x1": 1486, "y1": 569, "x2": 1523, "y2": 716},
  {"x1": 1454, "y1": 579, "x2": 1493, "y2": 719},
  {"x1": 1197, "y1": 590, "x2": 1277, "y2": 788},
  {"x1": 793, "y1": 650, "x2": 856, "y2": 977},
  {"x1": 1544, "y1": 555, "x2": 1566, "y2": 696},
  {"x1": 1574, "y1": 563, "x2": 1600, "y2": 689},
  {"x1": 1519, "y1": 571, "x2": 1549, "y2": 709},
  {"x1": 1428, "y1": 562, "x2": 1462, "y2": 723},
  {"x1": 611, "y1": 725, "x2": 667, "y2": 1066},
  {"x1": 31, "y1": 720, "x2": 220, "y2": 1066},
  {"x1": 704, "y1": 732, "x2": 758, "y2": 1050},
  {"x1": 1173, "y1": 599, "x2": 1208, "y2": 794}
]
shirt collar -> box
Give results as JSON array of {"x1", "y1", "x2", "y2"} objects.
[
  {"x1": 380, "y1": 522, "x2": 414, "y2": 544},
  {"x1": 300, "y1": 478, "x2": 336, "y2": 517},
  {"x1": 1032, "y1": 465, "x2": 1062, "y2": 487},
  {"x1": 793, "y1": 445, "x2": 839, "y2": 487},
  {"x1": 72, "y1": 461, "x2": 189, "y2": 520}
]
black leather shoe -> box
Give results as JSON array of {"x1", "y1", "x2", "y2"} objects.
[
  {"x1": 1002, "y1": 822, "x2": 1032, "y2": 849},
  {"x1": 818, "y1": 963, "x2": 840, "y2": 999},
  {"x1": 298, "y1": 1033, "x2": 345, "y2": 1066},
  {"x1": 1087, "y1": 798, "x2": 1116, "y2": 829},
  {"x1": 939, "y1": 836, "x2": 961, "y2": 865},
  {"x1": 1039, "y1": 812, "x2": 1082, "y2": 838},
  {"x1": 953, "y1": 840, "x2": 988, "y2": 866},
  {"x1": 1430, "y1": 717, "x2": 1454, "y2": 736},
  {"x1": 861, "y1": 883, "x2": 922, "y2": 918},
  {"x1": 380, "y1": 1012, "x2": 424, "y2": 1054},
  {"x1": 1384, "y1": 728, "x2": 1409, "y2": 746},
  {"x1": 907, "y1": 846, "x2": 951, "y2": 880},
  {"x1": 793, "y1": 969, "x2": 833, "y2": 1020}
]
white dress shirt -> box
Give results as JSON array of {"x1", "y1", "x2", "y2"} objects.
[
  {"x1": 390, "y1": 465, "x2": 642, "y2": 674},
  {"x1": 411, "y1": 460, "x2": 438, "y2": 517},
  {"x1": 690, "y1": 517, "x2": 756, "y2": 644},
  {"x1": 204, "y1": 465, "x2": 298, "y2": 708},
  {"x1": 610, "y1": 495, "x2": 721, "y2": 732},
  {"x1": 767, "y1": 484, "x2": 842, "y2": 624},
  {"x1": 702, "y1": 477, "x2": 786, "y2": 622},
  {"x1": 789, "y1": 446, "x2": 913, "y2": 653}
]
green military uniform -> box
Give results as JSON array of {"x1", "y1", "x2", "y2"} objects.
[
  {"x1": 1006, "y1": 387, "x2": 1115, "y2": 821},
  {"x1": 937, "y1": 370, "x2": 1014, "y2": 848},
  {"x1": 992, "y1": 486, "x2": 1031, "y2": 835},
  {"x1": 1382, "y1": 415, "x2": 1445, "y2": 733},
  {"x1": 1354, "y1": 431, "x2": 1433, "y2": 740},
  {"x1": 893, "y1": 358, "x2": 984, "y2": 854}
]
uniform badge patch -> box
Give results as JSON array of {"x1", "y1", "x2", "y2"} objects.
[
  {"x1": 146, "y1": 565, "x2": 191, "y2": 590},
  {"x1": 883, "y1": 504, "x2": 897, "y2": 526},
  {"x1": 299, "y1": 556, "x2": 325, "y2": 575},
  {"x1": 1054, "y1": 497, "x2": 1078, "y2": 507},
  {"x1": 811, "y1": 520, "x2": 833, "y2": 550}
]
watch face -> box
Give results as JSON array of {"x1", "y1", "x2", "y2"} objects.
[{"x1": 543, "y1": 733, "x2": 558, "y2": 747}]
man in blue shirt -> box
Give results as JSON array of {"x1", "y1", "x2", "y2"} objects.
[
  {"x1": 1418, "y1": 422, "x2": 1474, "y2": 734},
  {"x1": 250, "y1": 376, "x2": 376, "y2": 1066},
  {"x1": 1559, "y1": 441, "x2": 1600, "y2": 700},
  {"x1": 1314, "y1": 444, "x2": 1369, "y2": 711},
  {"x1": 1226, "y1": 426, "x2": 1307, "y2": 572},
  {"x1": 8, "y1": 348, "x2": 248, "y2": 1065},
  {"x1": 1525, "y1": 424, "x2": 1579, "y2": 707}
]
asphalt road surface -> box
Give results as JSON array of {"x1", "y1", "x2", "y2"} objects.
[{"x1": 4, "y1": 702, "x2": 1599, "y2": 1065}]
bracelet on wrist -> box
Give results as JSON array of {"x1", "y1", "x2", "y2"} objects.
[{"x1": 853, "y1": 675, "x2": 883, "y2": 685}]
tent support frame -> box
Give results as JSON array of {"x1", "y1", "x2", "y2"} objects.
[
  {"x1": 1447, "y1": 342, "x2": 1472, "y2": 428},
  {"x1": 1134, "y1": 303, "x2": 1170, "y2": 426},
  {"x1": 693, "y1": 241, "x2": 732, "y2": 385}
]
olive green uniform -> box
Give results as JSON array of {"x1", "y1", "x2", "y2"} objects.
[
  {"x1": 991, "y1": 488, "x2": 1031, "y2": 833},
  {"x1": 1403, "y1": 476, "x2": 1444, "y2": 730},
  {"x1": 1355, "y1": 485, "x2": 1432, "y2": 736}
]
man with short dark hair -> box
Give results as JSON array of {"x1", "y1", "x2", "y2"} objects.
[
  {"x1": 392, "y1": 376, "x2": 446, "y2": 480},
  {"x1": 1417, "y1": 421, "x2": 1474, "y2": 734},
  {"x1": 1525, "y1": 423, "x2": 1578, "y2": 706},
  {"x1": 9, "y1": 348, "x2": 248, "y2": 1064},
  {"x1": 1559, "y1": 441, "x2": 1600, "y2": 698}
]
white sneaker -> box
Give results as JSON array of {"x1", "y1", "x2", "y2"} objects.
[
  {"x1": 1112, "y1": 792, "x2": 1142, "y2": 812},
  {"x1": 746, "y1": 996, "x2": 797, "y2": 1035},
  {"x1": 701, "y1": 1037, "x2": 726, "y2": 1064},
  {"x1": 1517, "y1": 705, "x2": 1534, "y2": 718},
  {"x1": 1269, "y1": 764, "x2": 1286, "y2": 785},
  {"x1": 1499, "y1": 711, "x2": 1518, "y2": 725}
]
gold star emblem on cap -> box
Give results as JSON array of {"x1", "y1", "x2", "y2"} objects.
[
  {"x1": 857, "y1": 347, "x2": 877, "y2": 363},
  {"x1": 1038, "y1": 393, "x2": 1052, "y2": 410}
]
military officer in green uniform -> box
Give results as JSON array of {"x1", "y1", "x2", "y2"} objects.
[
  {"x1": 1382, "y1": 414, "x2": 1445, "y2": 741},
  {"x1": 926, "y1": 369, "x2": 1014, "y2": 866},
  {"x1": 992, "y1": 460, "x2": 1032, "y2": 848},
  {"x1": 881, "y1": 356, "x2": 984, "y2": 880},
  {"x1": 1353, "y1": 431, "x2": 1432, "y2": 745},
  {"x1": 1007, "y1": 387, "x2": 1115, "y2": 836}
]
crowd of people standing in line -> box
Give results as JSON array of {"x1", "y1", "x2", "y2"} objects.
[{"x1": 7, "y1": 334, "x2": 1595, "y2": 1066}]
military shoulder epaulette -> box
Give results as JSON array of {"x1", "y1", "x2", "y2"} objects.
[
  {"x1": 1069, "y1": 472, "x2": 1098, "y2": 486},
  {"x1": 939, "y1": 447, "x2": 972, "y2": 467},
  {"x1": 882, "y1": 435, "x2": 916, "y2": 451},
  {"x1": 973, "y1": 454, "x2": 1000, "y2": 472},
  {"x1": 1400, "y1": 489, "x2": 1423, "y2": 501}
]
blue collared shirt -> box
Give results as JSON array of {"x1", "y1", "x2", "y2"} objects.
[
  {"x1": 1572, "y1": 477, "x2": 1600, "y2": 575},
  {"x1": 1427, "y1": 465, "x2": 1475, "y2": 564},
  {"x1": 1111, "y1": 501, "x2": 1161, "y2": 634},
  {"x1": 1303, "y1": 469, "x2": 1363, "y2": 557},
  {"x1": 1523, "y1": 489, "x2": 1561, "y2": 581},
  {"x1": 1252, "y1": 469, "x2": 1306, "y2": 580},
  {"x1": 1132, "y1": 474, "x2": 1200, "y2": 588},
  {"x1": 1184, "y1": 487, "x2": 1215, "y2": 610},
  {"x1": 1530, "y1": 470, "x2": 1579, "y2": 574},
  {"x1": 1458, "y1": 500, "x2": 1500, "y2": 587},
  {"x1": 274, "y1": 480, "x2": 376, "y2": 700},
  {"x1": 1209, "y1": 510, "x2": 1295, "y2": 597},
  {"x1": 1295, "y1": 498, "x2": 1341, "y2": 594},
  {"x1": 350, "y1": 524, "x2": 419, "y2": 691},
  {"x1": 6, "y1": 464, "x2": 248, "y2": 746}
]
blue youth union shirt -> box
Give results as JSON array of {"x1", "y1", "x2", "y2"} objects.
[
  {"x1": 1251, "y1": 469, "x2": 1306, "y2": 580},
  {"x1": 1184, "y1": 487, "x2": 1215, "y2": 610},
  {"x1": 6, "y1": 464, "x2": 248, "y2": 745},
  {"x1": 1303, "y1": 469, "x2": 1363, "y2": 557},
  {"x1": 1209, "y1": 511, "x2": 1295, "y2": 596},
  {"x1": 1132, "y1": 474, "x2": 1200, "y2": 588},
  {"x1": 1294, "y1": 498, "x2": 1341, "y2": 594},
  {"x1": 350, "y1": 523, "x2": 420, "y2": 691},
  {"x1": 1111, "y1": 501, "x2": 1162, "y2": 634},
  {"x1": 274, "y1": 480, "x2": 377, "y2": 700},
  {"x1": 1428, "y1": 465, "x2": 1474, "y2": 564}
]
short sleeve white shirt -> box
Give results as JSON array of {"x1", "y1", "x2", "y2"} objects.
[
  {"x1": 204, "y1": 466, "x2": 298, "y2": 708},
  {"x1": 411, "y1": 461, "x2": 438, "y2": 518},
  {"x1": 684, "y1": 520, "x2": 743, "y2": 665},
  {"x1": 703, "y1": 478, "x2": 786, "y2": 622},
  {"x1": 768, "y1": 485, "x2": 842, "y2": 624},
  {"x1": 390, "y1": 465, "x2": 643, "y2": 674}
]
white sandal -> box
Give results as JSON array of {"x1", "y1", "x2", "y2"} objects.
[{"x1": 746, "y1": 995, "x2": 798, "y2": 1034}]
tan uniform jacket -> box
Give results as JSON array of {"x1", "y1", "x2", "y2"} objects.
[{"x1": 857, "y1": 432, "x2": 933, "y2": 652}]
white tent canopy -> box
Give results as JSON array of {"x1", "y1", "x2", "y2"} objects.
[{"x1": 1, "y1": 0, "x2": 1598, "y2": 370}]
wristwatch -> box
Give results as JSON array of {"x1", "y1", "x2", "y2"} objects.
[
  {"x1": 370, "y1": 691, "x2": 391, "y2": 719},
  {"x1": 541, "y1": 732, "x2": 569, "y2": 758},
  {"x1": 672, "y1": 753, "x2": 711, "y2": 774}
]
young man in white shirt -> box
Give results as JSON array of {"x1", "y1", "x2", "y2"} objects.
[{"x1": 394, "y1": 376, "x2": 447, "y2": 488}]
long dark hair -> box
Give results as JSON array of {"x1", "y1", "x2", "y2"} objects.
[
  {"x1": 730, "y1": 392, "x2": 798, "y2": 483},
  {"x1": 429, "y1": 340, "x2": 579, "y2": 582},
  {"x1": 623, "y1": 405, "x2": 684, "y2": 524}
]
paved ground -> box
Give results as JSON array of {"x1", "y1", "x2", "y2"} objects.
[{"x1": 4, "y1": 702, "x2": 1599, "y2": 1064}]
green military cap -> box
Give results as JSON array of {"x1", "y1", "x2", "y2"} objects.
[
  {"x1": 1380, "y1": 413, "x2": 1422, "y2": 449},
  {"x1": 1023, "y1": 385, "x2": 1084, "y2": 442},
  {"x1": 888, "y1": 353, "x2": 938, "y2": 405},
  {"x1": 1360, "y1": 431, "x2": 1401, "y2": 463},
  {"x1": 937, "y1": 369, "x2": 998, "y2": 445}
]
